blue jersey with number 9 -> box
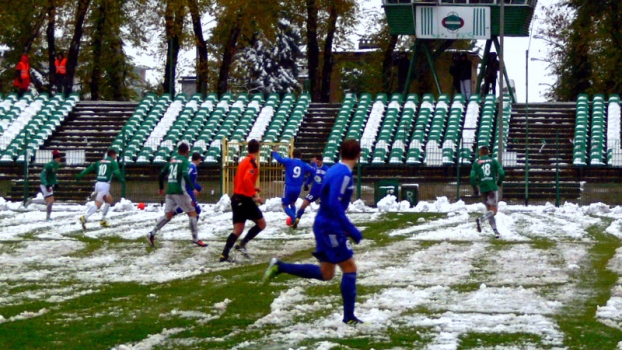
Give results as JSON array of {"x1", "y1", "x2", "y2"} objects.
[{"x1": 272, "y1": 151, "x2": 315, "y2": 187}]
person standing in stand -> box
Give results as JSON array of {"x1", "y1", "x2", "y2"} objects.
[
  {"x1": 14, "y1": 54, "x2": 31, "y2": 98},
  {"x1": 55, "y1": 52, "x2": 67, "y2": 96}
]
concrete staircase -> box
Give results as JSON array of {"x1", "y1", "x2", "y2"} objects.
[{"x1": 294, "y1": 103, "x2": 340, "y2": 158}]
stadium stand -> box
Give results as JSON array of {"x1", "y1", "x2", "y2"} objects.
[
  {"x1": 606, "y1": 94, "x2": 621, "y2": 166},
  {"x1": 405, "y1": 93, "x2": 436, "y2": 164},
  {"x1": 589, "y1": 94, "x2": 606, "y2": 166},
  {"x1": 492, "y1": 95, "x2": 514, "y2": 163},
  {"x1": 123, "y1": 93, "x2": 173, "y2": 163},
  {"x1": 360, "y1": 94, "x2": 389, "y2": 163},
  {"x1": 389, "y1": 94, "x2": 418, "y2": 164},
  {"x1": 573, "y1": 94, "x2": 589, "y2": 166},
  {"x1": 457, "y1": 94, "x2": 481, "y2": 164},
  {"x1": 205, "y1": 94, "x2": 249, "y2": 163},
  {"x1": 322, "y1": 93, "x2": 357, "y2": 164},
  {"x1": 371, "y1": 93, "x2": 403, "y2": 164},
  {"x1": 424, "y1": 94, "x2": 452, "y2": 166}
]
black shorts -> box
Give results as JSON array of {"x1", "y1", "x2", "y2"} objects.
[{"x1": 231, "y1": 194, "x2": 264, "y2": 224}]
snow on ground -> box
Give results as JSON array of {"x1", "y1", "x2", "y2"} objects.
[{"x1": 1, "y1": 196, "x2": 622, "y2": 349}]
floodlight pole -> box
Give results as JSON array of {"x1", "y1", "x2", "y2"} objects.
[
  {"x1": 498, "y1": 0, "x2": 505, "y2": 199},
  {"x1": 525, "y1": 49, "x2": 529, "y2": 206}
]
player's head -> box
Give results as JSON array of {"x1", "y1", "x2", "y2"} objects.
[
  {"x1": 314, "y1": 156, "x2": 323, "y2": 167},
  {"x1": 293, "y1": 149, "x2": 302, "y2": 159},
  {"x1": 247, "y1": 139, "x2": 260, "y2": 155},
  {"x1": 178, "y1": 142, "x2": 190, "y2": 156},
  {"x1": 52, "y1": 149, "x2": 64, "y2": 162},
  {"x1": 479, "y1": 146, "x2": 490, "y2": 156},
  {"x1": 107, "y1": 148, "x2": 117, "y2": 158},
  {"x1": 340, "y1": 139, "x2": 361, "y2": 161},
  {"x1": 191, "y1": 152, "x2": 203, "y2": 164}
]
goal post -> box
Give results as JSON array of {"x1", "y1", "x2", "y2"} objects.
[{"x1": 221, "y1": 139, "x2": 294, "y2": 200}]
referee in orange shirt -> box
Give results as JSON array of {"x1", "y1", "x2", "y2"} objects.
[{"x1": 219, "y1": 139, "x2": 266, "y2": 262}]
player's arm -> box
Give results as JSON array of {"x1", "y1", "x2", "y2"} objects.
[
  {"x1": 111, "y1": 161, "x2": 125, "y2": 183},
  {"x1": 158, "y1": 164, "x2": 169, "y2": 191},
  {"x1": 469, "y1": 165, "x2": 479, "y2": 188},
  {"x1": 271, "y1": 149, "x2": 287, "y2": 165},
  {"x1": 182, "y1": 163, "x2": 196, "y2": 191},
  {"x1": 40, "y1": 165, "x2": 49, "y2": 186},
  {"x1": 327, "y1": 174, "x2": 363, "y2": 244},
  {"x1": 496, "y1": 160, "x2": 506, "y2": 185},
  {"x1": 76, "y1": 162, "x2": 97, "y2": 180},
  {"x1": 189, "y1": 166, "x2": 201, "y2": 192}
]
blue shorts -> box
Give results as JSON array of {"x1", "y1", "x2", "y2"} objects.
[
  {"x1": 305, "y1": 187, "x2": 322, "y2": 203},
  {"x1": 312, "y1": 221, "x2": 354, "y2": 264},
  {"x1": 282, "y1": 185, "x2": 301, "y2": 206}
]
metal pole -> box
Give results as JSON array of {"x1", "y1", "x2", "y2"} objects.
[
  {"x1": 357, "y1": 162, "x2": 362, "y2": 200},
  {"x1": 121, "y1": 128, "x2": 126, "y2": 199},
  {"x1": 169, "y1": 38, "x2": 174, "y2": 96},
  {"x1": 555, "y1": 129, "x2": 560, "y2": 207},
  {"x1": 456, "y1": 137, "x2": 462, "y2": 201},
  {"x1": 23, "y1": 132, "x2": 29, "y2": 205},
  {"x1": 525, "y1": 49, "x2": 529, "y2": 206},
  {"x1": 497, "y1": 0, "x2": 505, "y2": 201}
]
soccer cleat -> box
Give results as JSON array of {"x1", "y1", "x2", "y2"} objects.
[
  {"x1": 475, "y1": 218, "x2": 482, "y2": 233},
  {"x1": 344, "y1": 317, "x2": 365, "y2": 326},
  {"x1": 292, "y1": 218, "x2": 300, "y2": 229},
  {"x1": 219, "y1": 254, "x2": 235, "y2": 263},
  {"x1": 24, "y1": 197, "x2": 32, "y2": 207},
  {"x1": 100, "y1": 220, "x2": 110, "y2": 227},
  {"x1": 194, "y1": 240, "x2": 208, "y2": 247},
  {"x1": 262, "y1": 258, "x2": 280, "y2": 283},
  {"x1": 494, "y1": 229, "x2": 500, "y2": 239},
  {"x1": 79, "y1": 216, "x2": 87, "y2": 230},
  {"x1": 148, "y1": 232, "x2": 155, "y2": 247},
  {"x1": 234, "y1": 244, "x2": 251, "y2": 259},
  {"x1": 46, "y1": 218, "x2": 52, "y2": 222}
]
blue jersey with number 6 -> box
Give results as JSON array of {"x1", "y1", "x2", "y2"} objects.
[{"x1": 272, "y1": 151, "x2": 315, "y2": 187}]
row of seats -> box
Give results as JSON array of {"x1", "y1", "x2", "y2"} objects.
[
  {"x1": 0, "y1": 93, "x2": 79, "y2": 162},
  {"x1": 423, "y1": 94, "x2": 452, "y2": 165},
  {"x1": 322, "y1": 93, "x2": 359, "y2": 163},
  {"x1": 589, "y1": 94, "x2": 606, "y2": 166},
  {"x1": 441, "y1": 94, "x2": 469, "y2": 165},
  {"x1": 371, "y1": 94, "x2": 407, "y2": 164},
  {"x1": 266, "y1": 94, "x2": 311, "y2": 163},
  {"x1": 607, "y1": 95, "x2": 621, "y2": 166},
  {"x1": 406, "y1": 94, "x2": 436, "y2": 164},
  {"x1": 0, "y1": 94, "x2": 34, "y2": 135},
  {"x1": 359, "y1": 94, "x2": 390, "y2": 163},
  {"x1": 190, "y1": 94, "x2": 237, "y2": 157},
  {"x1": 204, "y1": 95, "x2": 252, "y2": 162},
  {"x1": 573, "y1": 94, "x2": 589, "y2": 166},
  {"x1": 389, "y1": 94, "x2": 419, "y2": 164},
  {"x1": 458, "y1": 95, "x2": 481, "y2": 164},
  {"x1": 492, "y1": 95, "x2": 513, "y2": 159}
]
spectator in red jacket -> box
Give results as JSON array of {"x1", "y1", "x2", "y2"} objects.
[{"x1": 14, "y1": 54, "x2": 31, "y2": 98}]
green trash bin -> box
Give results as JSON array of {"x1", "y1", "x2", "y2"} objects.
[
  {"x1": 401, "y1": 183, "x2": 419, "y2": 208},
  {"x1": 375, "y1": 179, "x2": 400, "y2": 206}
]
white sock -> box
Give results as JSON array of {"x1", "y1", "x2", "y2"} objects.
[
  {"x1": 101, "y1": 203, "x2": 110, "y2": 219},
  {"x1": 84, "y1": 205, "x2": 98, "y2": 220},
  {"x1": 189, "y1": 216, "x2": 198, "y2": 241}
]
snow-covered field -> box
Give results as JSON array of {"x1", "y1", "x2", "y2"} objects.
[{"x1": 1, "y1": 195, "x2": 622, "y2": 349}]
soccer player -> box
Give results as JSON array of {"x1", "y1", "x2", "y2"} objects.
[
  {"x1": 219, "y1": 139, "x2": 265, "y2": 262},
  {"x1": 263, "y1": 139, "x2": 364, "y2": 325},
  {"x1": 271, "y1": 146, "x2": 315, "y2": 228},
  {"x1": 76, "y1": 149, "x2": 125, "y2": 229},
  {"x1": 294, "y1": 156, "x2": 329, "y2": 228},
  {"x1": 29, "y1": 149, "x2": 64, "y2": 221},
  {"x1": 470, "y1": 146, "x2": 505, "y2": 238},
  {"x1": 172, "y1": 152, "x2": 203, "y2": 218},
  {"x1": 148, "y1": 143, "x2": 206, "y2": 247}
]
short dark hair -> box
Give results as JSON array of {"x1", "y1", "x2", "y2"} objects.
[
  {"x1": 293, "y1": 149, "x2": 302, "y2": 159},
  {"x1": 340, "y1": 139, "x2": 361, "y2": 160},
  {"x1": 191, "y1": 152, "x2": 203, "y2": 161},
  {"x1": 107, "y1": 149, "x2": 117, "y2": 157},
  {"x1": 316, "y1": 155, "x2": 322, "y2": 162},
  {"x1": 479, "y1": 146, "x2": 490, "y2": 155},
  {"x1": 178, "y1": 143, "x2": 189, "y2": 154},
  {"x1": 248, "y1": 139, "x2": 260, "y2": 154}
]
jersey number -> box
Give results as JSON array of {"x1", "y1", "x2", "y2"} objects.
[
  {"x1": 98, "y1": 164, "x2": 107, "y2": 177},
  {"x1": 168, "y1": 164, "x2": 179, "y2": 181},
  {"x1": 293, "y1": 166, "x2": 301, "y2": 178},
  {"x1": 482, "y1": 164, "x2": 491, "y2": 176}
]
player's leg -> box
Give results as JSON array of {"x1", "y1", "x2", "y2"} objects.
[
  {"x1": 263, "y1": 257, "x2": 333, "y2": 283},
  {"x1": 175, "y1": 194, "x2": 204, "y2": 246},
  {"x1": 221, "y1": 195, "x2": 247, "y2": 261},
  {"x1": 148, "y1": 196, "x2": 175, "y2": 246},
  {"x1": 30, "y1": 185, "x2": 49, "y2": 206},
  {"x1": 233, "y1": 199, "x2": 265, "y2": 258},
  {"x1": 45, "y1": 196, "x2": 55, "y2": 221},
  {"x1": 337, "y1": 258, "x2": 362, "y2": 324},
  {"x1": 486, "y1": 192, "x2": 500, "y2": 238}
]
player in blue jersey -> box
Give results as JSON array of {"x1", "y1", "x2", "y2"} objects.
[
  {"x1": 293, "y1": 156, "x2": 329, "y2": 228},
  {"x1": 263, "y1": 139, "x2": 364, "y2": 326},
  {"x1": 173, "y1": 152, "x2": 203, "y2": 217},
  {"x1": 272, "y1": 146, "x2": 315, "y2": 227}
]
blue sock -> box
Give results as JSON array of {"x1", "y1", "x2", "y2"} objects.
[
  {"x1": 296, "y1": 208, "x2": 304, "y2": 219},
  {"x1": 289, "y1": 204, "x2": 297, "y2": 220},
  {"x1": 278, "y1": 262, "x2": 324, "y2": 280},
  {"x1": 285, "y1": 206, "x2": 295, "y2": 220},
  {"x1": 341, "y1": 272, "x2": 357, "y2": 322}
]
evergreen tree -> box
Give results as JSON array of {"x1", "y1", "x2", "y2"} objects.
[{"x1": 243, "y1": 18, "x2": 302, "y2": 95}]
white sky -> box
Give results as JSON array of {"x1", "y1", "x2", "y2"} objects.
[{"x1": 128, "y1": 0, "x2": 558, "y2": 103}]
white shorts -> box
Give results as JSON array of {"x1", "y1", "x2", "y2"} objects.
[
  {"x1": 164, "y1": 194, "x2": 196, "y2": 214},
  {"x1": 482, "y1": 191, "x2": 499, "y2": 207},
  {"x1": 94, "y1": 182, "x2": 111, "y2": 202},
  {"x1": 40, "y1": 184, "x2": 53, "y2": 198}
]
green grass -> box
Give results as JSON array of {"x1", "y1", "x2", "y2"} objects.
[{"x1": 1, "y1": 213, "x2": 622, "y2": 349}]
